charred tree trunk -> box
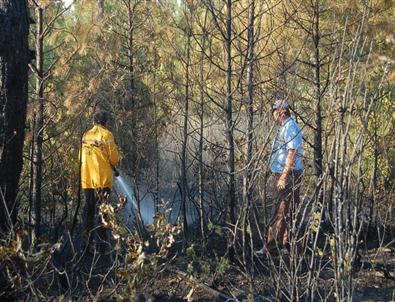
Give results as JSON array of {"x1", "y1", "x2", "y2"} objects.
[
  {"x1": 32, "y1": 5, "x2": 44, "y2": 243},
  {"x1": 242, "y1": 0, "x2": 255, "y2": 218},
  {"x1": 153, "y1": 52, "x2": 160, "y2": 213},
  {"x1": 198, "y1": 12, "x2": 208, "y2": 249},
  {"x1": 225, "y1": 0, "x2": 236, "y2": 227},
  {"x1": 313, "y1": 0, "x2": 323, "y2": 180},
  {"x1": 126, "y1": 0, "x2": 141, "y2": 224},
  {"x1": 180, "y1": 32, "x2": 191, "y2": 245},
  {"x1": 127, "y1": 0, "x2": 135, "y2": 111},
  {"x1": 28, "y1": 125, "x2": 34, "y2": 246},
  {"x1": 242, "y1": 0, "x2": 255, "y2": 263},
  {"x1": 0, "y1": 0, "x2": 30, "y2": 235}
]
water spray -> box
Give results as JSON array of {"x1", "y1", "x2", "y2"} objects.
[
  {"x1": 113, "y1": 169, "x2": 152, "y2": 224},
  {"x1": 114, "y1": 168, "x2": 192, "y2": 226},
  {"x1": 113, "y1": 170, "x2": 137, "y2": 210}
]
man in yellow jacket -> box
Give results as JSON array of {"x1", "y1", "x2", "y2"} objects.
[{"x1": 81, "y1": 110, "x2": 120, "y2": 252}]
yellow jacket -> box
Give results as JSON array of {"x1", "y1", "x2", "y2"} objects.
[{"x1": 81, "y1": 125, "x2": 121, "y2": 189}]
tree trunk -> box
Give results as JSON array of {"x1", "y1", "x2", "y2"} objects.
[
  {"x1": 180, "y1": 32, "x2": 191, "y2": 245},
  {"x1": 32, "y1": 5, "x2": 44, "y2": 244},
  {"x1": 242, "y1": 0, "x2": 255, "y2": 263},
  {"x1": 0, "y1": 0, "x2": 30, "y2": 235},
  {"x1": 153, "y1": 52, "x2": 160, "y2": 213},
  {"x1": 28, "y1": 124, "x2": 34, "y2": 246},
  {"x1": 225, "y1": 0, "x2": 236, "y2": 226},
  {"x1": 198, "y1": 11, "x2": 209, "y2": 249},
  {"x1": 127, "y1": 0, "x2": 135, "y2": 111},
  {"x1": 242, "y1": 0, "x2": 255, "y2": 217},
  {"x1": 313, "y1": 0, "x2": 323, "y2": 180}
]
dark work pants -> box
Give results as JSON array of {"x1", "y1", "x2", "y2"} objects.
[
  {"x1": 83, "y1": 188, "x2": 111, "y2": 248},
  {"x1": 265, "y1": 170, "x2": 303, "y2": 251}
]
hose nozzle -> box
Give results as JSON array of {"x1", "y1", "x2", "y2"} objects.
[{"x1": 113, "y1": 167, "x2": 120, "y2": 177}]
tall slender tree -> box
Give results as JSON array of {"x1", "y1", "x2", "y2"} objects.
[
  {"x1": 0, "y1": 0, "x2": 30, "y2": 235},
  {"x1": 312, "y1": 0, "x2": 323, "y2": 180},
  {"x1": 225, "y1": 0, "x2": 236, "y2": 226},
  {"x1": 31, "y1": 2, "x2": 44, "y2": 243},
  {"x1": 29, "y1": 0, "x2": 71, "y2": 244},
  {"x1": 180, "y1": 29, "x2": 192, "y2": 244},
  {"x1": 242, "y1": 0, "x2": 255, "y2": 263},
  {"x1": 197, "y1": 9, "x2": 209, "y2": 250}
]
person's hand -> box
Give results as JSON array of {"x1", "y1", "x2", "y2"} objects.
[{"x1": 277, "y1": 174, "x2": 287, "y2": 190}]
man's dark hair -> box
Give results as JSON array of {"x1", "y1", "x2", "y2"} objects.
[{"x1": 93, "y1": 110, "x2": 108, "y2": 126}]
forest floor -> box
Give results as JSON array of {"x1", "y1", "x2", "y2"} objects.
[
  {"x1": 353, "y1": 245, "x2": 395, "y2": 302},
  {"x1": 70, "y1": 230, "x2": 395, "y2": 302},
  {"x1": 146, "y1": 245, "x2": 395, "y2": 301}
]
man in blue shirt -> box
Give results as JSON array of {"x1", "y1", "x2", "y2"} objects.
[{"x1": 256, "y1": 99, "x2": 303, "y2": 256}]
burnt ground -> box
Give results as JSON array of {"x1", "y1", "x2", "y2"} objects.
[
  {"x1": 43, "y1": 224, "x2": 395, "y2": 301},
  {"x1": 121, "y1": 227, "x2": 395, "y2": 302},
  {"x1": 354, "y1": 246, "x2": 395, "y2": 302},
  {"x1": 141, "y1": 244, "x2": 395, "y2": 302}
]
